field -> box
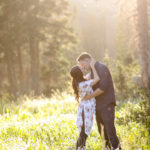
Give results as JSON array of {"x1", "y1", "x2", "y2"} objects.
[{"x1": 0, "y1": 92, "x2": 150, "y2": 150}]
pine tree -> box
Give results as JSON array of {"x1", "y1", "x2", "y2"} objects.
[{"x1": 0, "y1": 0, "x2": 76, "y2": 96}]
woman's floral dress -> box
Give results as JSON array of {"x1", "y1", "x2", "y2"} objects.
[{"x1": 76, "y1": 79, "x2": 96, "y2": 136}]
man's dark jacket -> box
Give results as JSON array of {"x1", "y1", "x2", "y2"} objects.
[{"x1": 91, "y1": 61, "x2": 116, "y2": 110}]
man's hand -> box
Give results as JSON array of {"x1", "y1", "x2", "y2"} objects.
[
  {"x1": 83, "y1": 94, "x2": 92, "y2": 100},
  {"x1": 83, "y1": 88, "x2": 104, "y2": 100}
]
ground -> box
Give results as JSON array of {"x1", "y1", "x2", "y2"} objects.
[{"x1": 0, "y1": 92, "x2": 149, "y2": 150}]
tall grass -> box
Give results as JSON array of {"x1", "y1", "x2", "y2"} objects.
[{"x1": 0, "y1": 92, "x2": 149, "y2": 150}]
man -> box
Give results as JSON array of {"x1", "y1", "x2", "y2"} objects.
[{"x1": 77, "y1": 52, "x2": 121, "y2": 150}]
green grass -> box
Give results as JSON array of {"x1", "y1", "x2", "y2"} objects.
[{"x1": 0, "y1": 92, "x2": 150, "y2": 150}]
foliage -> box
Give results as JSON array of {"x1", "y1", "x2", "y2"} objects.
[
  {"x1": 0, "y1": 0, "x2": 77, "y2": 96},
  {"x1": 116, "y1": 89, "x2": 150, "y2": 138},
  {"x1": 103, "y1": 53, "x2": 140, "y2": 100},
  {"x1": 0, "y1": 92, "x2": 149, "y2": 150}
]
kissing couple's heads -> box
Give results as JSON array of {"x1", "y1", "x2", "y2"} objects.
[
  {"x1": 77, "y1": 52, "x2": 92, "y2": 73},
  {"x1": 70, "y1": 52, "x2": 92, "y2": 80},
  {"x1": 70, "y1": 52, "x2": 92, "y2": 101}
]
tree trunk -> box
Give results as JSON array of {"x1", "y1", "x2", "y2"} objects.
[
  {"x1": 17, "y1": 46, "x2": 26, "y2": 94},
  {"x1": 137, "y1": 0, "x2": 150, "y2": 88},
  {"x1": 5, "y1": 50, "x2": 18, "y2": 97},
  {"x1": 29, "y1": 36, "x2": 40, "y2": 95}
]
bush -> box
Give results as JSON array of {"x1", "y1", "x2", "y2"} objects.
[
  {"x1": 116, "y1": 88, "x2": 150, "y2": 133},
  {"x1": 103, "y1": 56, "x2": 139, "y2": 100}
]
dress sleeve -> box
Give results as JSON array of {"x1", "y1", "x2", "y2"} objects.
[
  {"x1": 85, "y1": 73, "x2": 91, "y2": 80},
  {"x1": 79, "y1": 84, "x2": 87, "y2": 99},
  {"x1": 88, "y1": 79, "x2": 93, "y2": 86},
  {"x1": 79, "y1": 80, "x2": 94, "y2": 99},
  {"x1": 86, "y1": 80, "x2": 93, "y2": 93}
]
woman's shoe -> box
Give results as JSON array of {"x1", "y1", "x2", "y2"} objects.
[
  {"x1": 111, "y1": 146, "x2": 122, "y2": 150},
  {"x1": 78, "y1": 146, "x2": 86, "y2": 150}
]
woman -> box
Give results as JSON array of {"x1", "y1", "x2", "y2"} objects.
[{"x1": 70, "y1": 60, "x2": 100, "y2": 150}]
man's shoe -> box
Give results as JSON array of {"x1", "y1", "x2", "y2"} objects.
[
  {"x1": 111, "y1": 145, "x2": 122, "y2": 150},
  {"x1": 111, "y1": 147, "x2": 117, "y2": 150}
]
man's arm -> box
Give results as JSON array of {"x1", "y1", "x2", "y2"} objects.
[
  {"x1": 84, "y1": 88, "x2": 104, "y2": 100},
  {"x1": 84, "y1": 65, "x2": 109, "y2": 100}
]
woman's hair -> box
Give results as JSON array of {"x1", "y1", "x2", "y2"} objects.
[{"x1": 70, "y1": 65, "x2": 86, "y2": 102}]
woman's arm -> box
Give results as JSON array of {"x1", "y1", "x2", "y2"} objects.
[
  {"x1": 90, "y1": 59, "x2": 100, "y2": 87},
  {"x1": 85, "y1": 73, "x2": 91, "y2": 80}
]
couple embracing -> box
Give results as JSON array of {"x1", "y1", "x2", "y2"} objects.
[{"x1": 70, "y1": 52, "x2": 121, "y2": 150}]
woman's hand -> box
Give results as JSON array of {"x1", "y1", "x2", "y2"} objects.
[
  {"x1": 90, "y1": 58, "x2": 96, "y2": 67},
  {"x1": 85, "y1": 73, "x2": 91, "y2": 80}
]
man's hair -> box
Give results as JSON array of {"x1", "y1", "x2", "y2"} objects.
[{"x1": 77, "y1": 52, "x2": 92, "y2": 62}]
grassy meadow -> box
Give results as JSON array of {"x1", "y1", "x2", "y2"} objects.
[
  {"x1": 0, "y1": 92, "x2": 150, "y2": 150},
  {"x1": 0, "y1": 0, "x2": 150, "y2": 149}
]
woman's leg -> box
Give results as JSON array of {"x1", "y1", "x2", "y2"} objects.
[{"x1": 76, "y1": 109, "x2": 88, "y2": 149}]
